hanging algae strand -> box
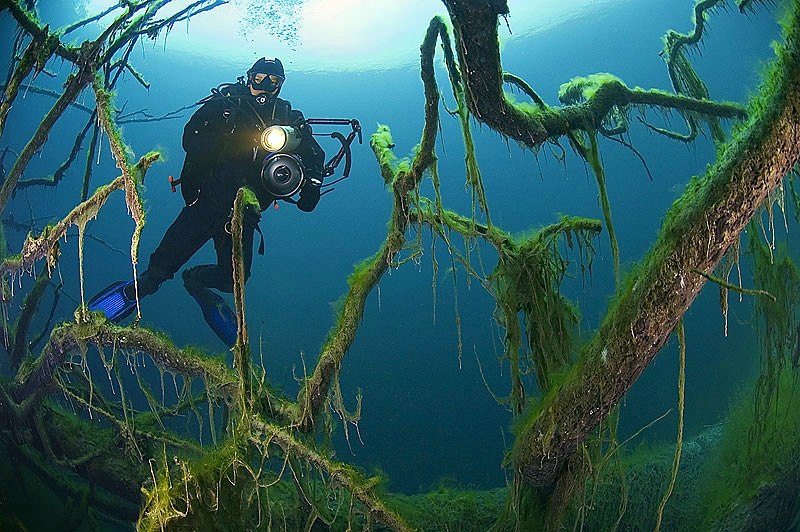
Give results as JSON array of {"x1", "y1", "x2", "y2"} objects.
[
  {"x1": 557, "y1": 75, "x2": 629, "y2": 286},
  {"x1": 654, "y1": 319, "x2": 686, "y2": 532},
  {"x1": 695, "y1": 231, "x2": 800, "y2": 529},
  {"x1": 747, "y1": 224, "x2": 800, "y2": 462},
  {"x1": 659, "y1": 0, "x2": 728, "y2": 143},
  {"x1": 415, "y1": 205, "x2": 602, "y2": 408},
  {"x1": 92, "y1": 74, "x2": 148, "y2": 319},
  {"x1": 492, "y1": 217, "x2": 600, "y2": 403},
  {"x1": 713, "y1": 243, "x2": 743, "y2": 336},
  {"x1": 562, "y1": 125, "x2": 621, "y2": 286},
  {"x1": 427, "y1": 16, "x2": 490, "y2": 220}
]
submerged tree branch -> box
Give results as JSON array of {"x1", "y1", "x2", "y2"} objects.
[
  {"x1": 0, "y1": 63, "x2": 95, "y2": 215},
  {"x1": 295, "y1": 16, "x2": 449, "y2": 429},
  {"x1": 441, "y1": 0, "x2": 746, "y2": 149},
  {"x1": 513, "y1": 8, "x2": 800, "y2": 486},
  {"x1": 12, "y1": 319, "x2": 238, "y2": 409},
  {"x1": 0, "y1": 153, "x2": 159, "y2": 278}
]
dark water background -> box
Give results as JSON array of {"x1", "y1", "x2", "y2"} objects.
[{"x1": 0, "y1": 0, "x2": 790, "y2": 497}]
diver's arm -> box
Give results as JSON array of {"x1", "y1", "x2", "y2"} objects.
[
  {"x1": 295, "y1": 130, "x2": 325, "y2": 212},
  {"x1": 182, "y1": 99, "x2": 227, "y2": 159},
  {"x1": 286, "y1": 108, "x2": 325, "y2": 212},
  {"x1": 296, "y1": 129, "x2": 324, "y2": 212},
  {"x1": 299, "y1": 133, "x2": 326, "y2": 178},
  {"x1": 285, "y1": 108, "x2": 325, "y2": 176}
]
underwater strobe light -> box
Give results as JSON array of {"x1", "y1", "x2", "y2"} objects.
[
  {"x1": 260, "y1": 125, "x2": 305, "y2": 198},
  {"x1": 258, "y1": 118, "x2": 362, "y2": 199},
  {"x1": 260, "y1": 125, "x2": 302, "y2": 153}
]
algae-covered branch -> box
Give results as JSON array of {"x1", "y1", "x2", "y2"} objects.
[{"x1": 438, "y1": 0, "x2": 800, "y2": 488}]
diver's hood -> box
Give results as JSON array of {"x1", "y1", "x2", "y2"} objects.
[{"x1": 247, "y1": 57, "x2": 285, "y2": 97}]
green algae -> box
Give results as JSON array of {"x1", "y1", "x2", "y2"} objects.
[{"x1": 697, "y1": 365, "x2": 800, "y2": 528}]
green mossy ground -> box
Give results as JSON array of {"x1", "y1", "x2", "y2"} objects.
[{"x1": 697, "y1": 366, "x2": 800, "y2": 529}]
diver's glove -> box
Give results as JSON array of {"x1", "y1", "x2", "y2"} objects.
[{"x1": 296, "y1": 175, "x2": 322, "y2": 212}]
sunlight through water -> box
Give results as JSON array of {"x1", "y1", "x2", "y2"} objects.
[{"x1": 79, "y1": 0, "x2": 621, "y2": 71}]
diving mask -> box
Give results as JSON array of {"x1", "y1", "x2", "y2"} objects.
[{"x1": 251, "y1": 73, "x2": 284, "y2": 94}]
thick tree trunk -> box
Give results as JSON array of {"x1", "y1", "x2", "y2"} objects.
[
  {"x1": 442, "y1": 0, "x2": 552, "y2": 146},
  {"x1": 441, "y1": 0, "x2": 800, "y2": 487},
  {"x1": 512, "y1": 7, "x2": 800, "y2": 487}
]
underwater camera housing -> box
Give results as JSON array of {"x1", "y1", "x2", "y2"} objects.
[{"x1": 259, "y1": 118, "x2": 362, "y2": 198}]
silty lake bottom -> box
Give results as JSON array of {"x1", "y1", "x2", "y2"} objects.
[{"x1": 0, "y1": 0, "x2": 799, "y2": 530}]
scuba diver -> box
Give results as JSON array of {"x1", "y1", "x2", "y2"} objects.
[{"x1": 88, "y1": 57, "x2": 327, "y2": 347}]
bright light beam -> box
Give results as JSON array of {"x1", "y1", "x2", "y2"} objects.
[{"x1": 81, "y1": 0, "x2": 619, "y2": 71}]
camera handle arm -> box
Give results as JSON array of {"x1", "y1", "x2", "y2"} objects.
[
  {"x1": 327, "y1": 131, "x2": 351, "y2": 179},
  {"x1": 305, "y1": 118, "x2": 362, "y2": 181}
]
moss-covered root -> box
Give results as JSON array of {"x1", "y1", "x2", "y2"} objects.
[
  {"x1": 660, "y1": 0, "x2": 728, "y2": 143},
  {"x1": 295, "y1": 243, "x2": 394, "y2": 429},
  {"x1": 0, "y1": 30, "x2": 59, "y2": 137},
  {"x1": 423, "y1": 16, "x2": 490, "y2": 217},
  {"x1": 513, "y1": 0, "x2": 800, "y2": 488},
  {"x1": 294, "y1": 127, "x2": 408, "y2": 428},
  {"x1": 0, "y1": 64, "x2": 94, "y2": 216},
  {"x1": 296, "y1": 30, "x2": 446, "y2": 428},
  {"x1": 440, "y1": 1, "x2": 746, "y2": 149},
  {"x1": 92, "y1": 75, "x2": 148, "y2": 311}
]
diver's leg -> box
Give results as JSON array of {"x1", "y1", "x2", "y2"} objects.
[
  {"x1": 132, "y1": 202, "x2": 220, "y2": 299},
  {"x1": 182, "y1": 261, "x2": 239, "y2": 347},
  {"x1": 89, "y1": 203, "x2": 219, "y2": 322},
  {"x1": 187, "y1": 218, "x2": 256, "y2": 293},
  {"x1": 181, "y1": 221, "x2": 256, "y2": 347}
]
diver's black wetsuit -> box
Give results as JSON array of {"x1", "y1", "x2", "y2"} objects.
[{"x1": 137, "y1": 81, "x2": 325, "y2": 296}]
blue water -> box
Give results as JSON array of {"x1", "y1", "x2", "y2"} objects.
[{"x1": 0, "y1": 0, "x2": 788, "y2": 498}]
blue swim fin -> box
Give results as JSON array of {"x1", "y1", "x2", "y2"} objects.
[
  {"x1": 188, "y1": 288, "x2": 238, "y2": 348},
  {"x1": 87, "y1": 280, "x2": 136, "y2": 323}
]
